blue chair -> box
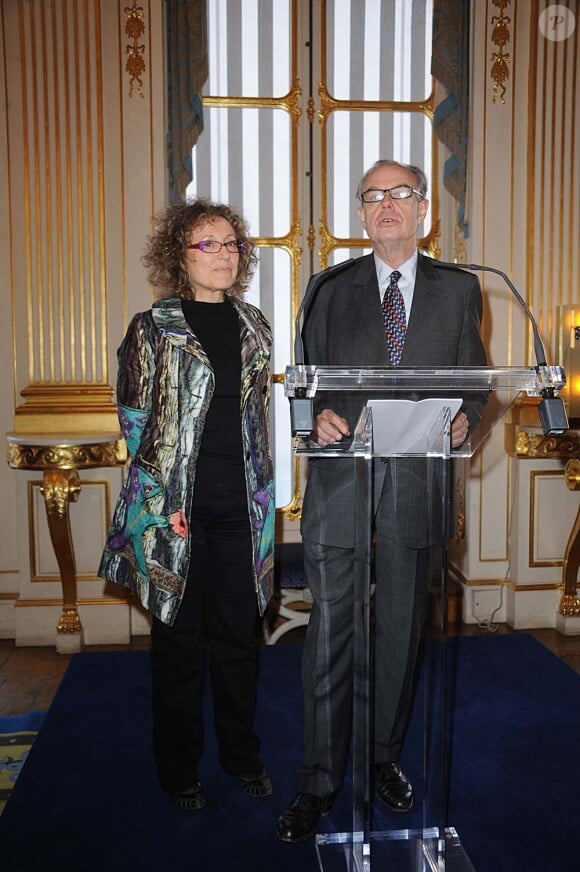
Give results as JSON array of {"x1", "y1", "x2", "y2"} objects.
[{"x1": 264, "y1": 542, "x2": 312, "y2": 644}]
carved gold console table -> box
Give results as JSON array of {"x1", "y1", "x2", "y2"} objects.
[
  {"x1": 6, "y1": 433, "x2": 127, "y2": 653},
  {"x1": 506, "y1": 411, "x2": 580, "y2": 632},
  {"x1": 509, "y1": 429, "x2": 580, "y2": 618},
  {"x1": 560, "y1": 458, "x2": 580, "y2": 617}
]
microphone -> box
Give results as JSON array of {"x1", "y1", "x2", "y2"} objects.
[
  {"x1": 290, "y1": 258, "x2": 356, "y2": 436},
  {"x1": 294, "y1": 258, "x2": 356, "y2": 365},
  {"x1": 434, "y1": 259, "x2": 568, "y2": 435}
]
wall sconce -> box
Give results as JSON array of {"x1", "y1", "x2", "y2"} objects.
[{"x1": 557, "y1": 305, "x2": 580, "y2": 427}]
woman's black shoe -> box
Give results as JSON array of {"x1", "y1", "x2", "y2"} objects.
[
  {"x1": 277, "y1": 791, "x2": 334, "y2": 843},
  {"x1": 240, "y1": 771, "x2": 273, "y2": 797},
  {"x1": 169, "y1": 782, "x2": 206, "y2": 811}
]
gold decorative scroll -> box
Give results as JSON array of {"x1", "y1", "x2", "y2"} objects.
[
  {"x1": 125, "y1": 1, "x2": 146, "y2": 98},
  {"x1": 7, "y1": 438, "x2": 127, "y2": 471},
  {"x1": 511, "y1": 429, "x2": 580, "y2": 460},
  {"x1": 490, "y1": 0, "x2": 511, "y2": 104}
]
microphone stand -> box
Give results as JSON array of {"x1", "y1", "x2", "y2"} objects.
[
  {"x1": 436, "y1": 260, "x2": 569, "y2": 436},
  {"x1": 290, "y1": 259, "x2": 356, "y2": 436}
]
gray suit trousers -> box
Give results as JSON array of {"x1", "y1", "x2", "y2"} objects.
[{"x1": 297, "y1": 476, "x2": 431, "y2": 797}]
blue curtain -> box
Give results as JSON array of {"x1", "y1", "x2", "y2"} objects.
[
  {"x1": 165, "y1": 0, "x2": 208, "y2": 199},
  {"x1": 431, "y1": 1, "x2": 470, "y2": 237}
]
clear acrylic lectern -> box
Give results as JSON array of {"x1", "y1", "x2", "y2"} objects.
[{"x1": 284, "y1": 364, "x2": 566, "y2": 872}]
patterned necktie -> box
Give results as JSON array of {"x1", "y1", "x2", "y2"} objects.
[{"x1": 382, "y1": 270, "x2": 406, "y2": 366}]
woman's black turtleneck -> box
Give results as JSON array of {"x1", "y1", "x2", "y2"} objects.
[{"x1": 181, "y1": 299, "x2": 244, "y2": 466}]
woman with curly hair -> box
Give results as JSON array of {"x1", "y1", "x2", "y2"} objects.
[{"x1": 99, "y1": 198, "x2": 274, "y2": 811}]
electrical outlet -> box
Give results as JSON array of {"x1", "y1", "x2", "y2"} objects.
[{"x1": 470, "y1": 588, "x2": 501, "y2": 617}]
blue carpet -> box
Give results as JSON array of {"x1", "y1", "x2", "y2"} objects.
[
  {"x1": 0, "y1": 711, "x2": 46, "y2": 733},
  {"x1": 0, "y1": 634, "x2": 579, "y2": 871}
]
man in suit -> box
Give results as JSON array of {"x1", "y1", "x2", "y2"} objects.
[{"x1": 277, "y1": 159, "x2": 488, "y2": 843}]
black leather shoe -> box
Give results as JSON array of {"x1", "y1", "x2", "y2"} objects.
[
  {"x1": 277, "y1": 792, "x2": 335, "y2": 843},
  {"x1": 375, "y1": 762, "x2": 413, "y2": 812}
]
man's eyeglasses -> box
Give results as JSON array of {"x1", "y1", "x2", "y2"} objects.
[
  {"x1": 187, "y1": 239, "x2": 246, "y2": 254},
  {"x1": 360, "y1": 185, "x2": 424, "y2": 204}
]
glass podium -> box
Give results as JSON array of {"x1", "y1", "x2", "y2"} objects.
[{"x1": 284, "y1": 365, "x2": 566, "y2": 872}]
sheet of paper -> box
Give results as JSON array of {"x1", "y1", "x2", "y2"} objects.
[{"x1": 365, "y1": 397, "x2": 463, "y2": 455}]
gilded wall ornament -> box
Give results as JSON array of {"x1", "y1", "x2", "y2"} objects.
[
  {"x1": 514, "y1": 429, "x2": 580, "y2": 459},
  {"x1": 454, "y1": 223, "x2": 468, "y2": 264},
  {"x1": 491, "y1": 0, "x2": 511, "y2": 104},
  {"x1": 125, "y1": 1, "x2": 146, "y2": 98}
]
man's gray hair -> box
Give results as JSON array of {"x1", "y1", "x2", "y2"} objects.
[{"x1": 356, "y1": 160, "x2": 428, "y2": 201}]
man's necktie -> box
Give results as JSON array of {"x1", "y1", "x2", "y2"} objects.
[{"x1": 382, "y1": 270, "x2": 406, "y2": 366}]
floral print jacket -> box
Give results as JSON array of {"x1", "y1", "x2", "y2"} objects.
[{"x1": 98, "y1": 295, "x2": 275, "y2": 626}]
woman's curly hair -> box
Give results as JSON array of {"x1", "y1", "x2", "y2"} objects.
[{"x1": 141, "y1": 198, "x2": 258, "y2": 299}]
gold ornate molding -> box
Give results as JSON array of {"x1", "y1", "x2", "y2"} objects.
[
  {"x1": 203, "y1": 77, "x2": 303, "y2": 120},
  {"x1": 254, "y1": 220, "x2": 303, "y2": 266},
  {"x1": 317, "y1": 82, "x2": 435, "y2": 123},
  {"x1": 490, "y1": 0, "x2": 511, "y2": 104},
  {"x1": 125, "y1": 1, "x2": 146, "y2": 98},
  {"x1": 7, "y1": 438, "x2": 127, "y2": 471},
  {"x1": 286, "y1": 76, "x2": 303, "y2": 120},
  {"x1": 510, "y1": 428, "x2": 580, "y2": 460}
]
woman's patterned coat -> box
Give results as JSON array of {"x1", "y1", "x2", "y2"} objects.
[{"x1": 98, "y1": 295, "x2": 275, "y2": 626}]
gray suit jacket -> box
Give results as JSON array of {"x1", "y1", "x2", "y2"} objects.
[{"x1": 300, "y1": 252, "x2": 488, "y2": 549}]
